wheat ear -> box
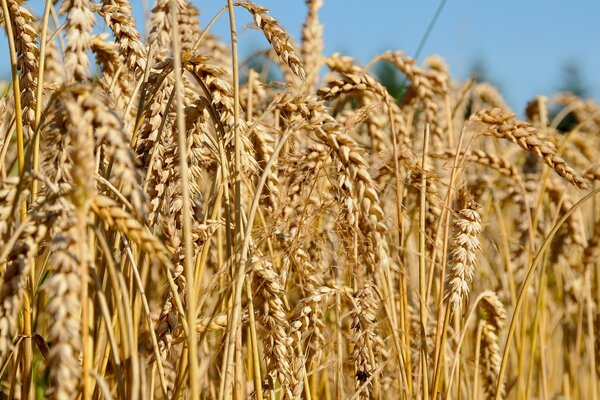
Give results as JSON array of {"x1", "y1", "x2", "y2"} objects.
[
  {"x1": 445, "y1": 200, "x2": 483, "y2": 311},
  {"x1": 472, "y1": 108, "x2": 588, "y2": 189}
]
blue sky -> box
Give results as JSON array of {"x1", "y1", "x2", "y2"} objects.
[{"x1": 2, "y1": 1, "x2": 599, "y2": 112}]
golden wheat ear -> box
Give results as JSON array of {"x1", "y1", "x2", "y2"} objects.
[
  {"x1": 445, "y1": 199, "x2": 483, "y2": 312},
  {"x1": 236, "y1": 1, "x2": 306, "y2": 81},
  {"x1": 472, "y1": 108, "x2": 589, "y2": 189},
  {"x1": 5, "y1": 0, "x2": 39, "y2": 135},
  {"x1": 60, "y1": 0, "x2": 96, "y2": 81}
]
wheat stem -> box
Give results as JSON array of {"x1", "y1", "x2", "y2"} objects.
[
  {"x1": 169, "y1": 0, "x2": 199, "y2": 396},
  {"x1": 495, "y1": 187, "x2": 600, "y2": 399}
]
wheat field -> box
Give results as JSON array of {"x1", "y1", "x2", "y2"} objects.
[{"x1": 1, "y1": 0, "x2": 600, "y2": 399}]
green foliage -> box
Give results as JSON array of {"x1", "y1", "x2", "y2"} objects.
[
  {"x1": 558, "y1": 61, "x2": 587, "y2": 98},
  {"x1": 374, "y1": 60, "x2": 404, "y2": 100}
]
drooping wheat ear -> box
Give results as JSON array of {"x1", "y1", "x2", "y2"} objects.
[
  {"x1": 138, "y1": 99, "x2": 207, "y2": 233},
  {"x1": 60, "y1": 87, "x2": 97, "y2": 205},
  {"x1": 135, "y1": 61, "x2": 174, "y2": 170},
  {"x1": 380, "y1": 50, "x2": 448, "y2": 137},
  {"x1": 477, "y1": 291, "x2": 507, "y2": 400},
  {"x1": 6, "y1": 0, "x2": 39, "y2": 132},
  {"x1": 0, "y1": 205, "x2": 60, "y2": 361},
  {"x1": 90, "y1": 33, "x2": 133, "y2": 116},
  {"x1": 85, "y1": 87, "x2": 146, "y2": 218},
  {"x1": 47, "y1": 91, "x2": 97, "y2": 399},
  {"x1": 58, "y1": 84, "x2": 146, "y2": 218},
  {"x1": 472, "y1": 108, "x2": 589, "y2": 189},
  {"x1": 178, "y1": 1, "x2": 202, "y2": 52},
  {"x1": 278, "y1": 142, "x2": 329, "y2": 236},
  {"x1": 278, "y1": 95, "x2": 391, "y2": 277},
  {"x1": 252, "y1": 257, "x2": 299, "y2": 399},
  {"x1": 301, "y1": 0, "x2": 324, "y2": 89},
  {"x1": 90, "y1": 34, "x2": 119, "y2": 76},
  {"x1": 348, "y1": 284, "x2": 379, "y2": 399},
  {"x1": 91, "y1": 195, "x2": 168, "y2": 257},
  {"x1": 325, "y1": 52, "x2": 363, "y2": 75},
  {"x1": 137, "y1": 94, "x2": 175, "y2": 229},
  {"x1": 291, "y1": 285, "x2": 333, "y2": 365},
  {"x1": 289, "y1": 238, "x2": 327, "y2": 295},
  {"x1": 445, "y1": 200, "x2": 483, "y2": 312},
  {"x1": 184, "y1": 55, "x2": 258, "y2": 173},
  {"x1": 317, "y1": 70, "x2": 391, "y2": 105},
  {"x1": 317, "y1": 66, "x2": 403, "y2": 155},
  {"x1": 143, "y1": 105, "x2": 207, "y2": 246},
  {"x1": 40, "y1": 102, "x2": 73, "y2": 192},
  {"x1": 148, "y1": 0, "x2": 185, "y2": 51},
  {"x1": 236, "y1": 1, "x2": 306, "y2": 81},
  {"x1": 183, "y1": 95, "x2": 224, "y2": 174},
  {"x1": 44, "y1": 212, "x2": 83, "y2": 398},
  {"x1": 425, "y1": 55, "x2": 450, "y2": 79},
  {"x1": 278, "y1": 94, "x2": 386, "y2": 230},
  {"x1": 324, "y1": 54, "x2": 393, "y2": 153},
  {"x1": 99, "y1": 0, "x2": 147, "y2": 75},
  {"x1": 60, "y1": 0, "x2": 96, "y2": 81},
  {"x1": 0, "y1": 179, "x2": 45, "y2": 360}
]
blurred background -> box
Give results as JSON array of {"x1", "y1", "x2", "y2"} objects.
[{"x1": 2, "y1": 0, "x2": 599, "y2": 112}]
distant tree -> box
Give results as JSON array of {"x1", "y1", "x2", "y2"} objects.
[
  {"x1": 242, "y1": 51, "x2": 282, "y2": 84},
  {"x1": 470, "y1": 56, "x2": 490, "y2": 84},
  {"x1": 468, "y1": 56, "x2": 503, "y2": 92},
  {"x1": 558, "y1": 61, "x2": 587, "y2": 98},
  {"x1": 555, "y1": 60, "x2": 588, "y2": 132},
  {"x1": 374, "y1": 60, "x2": 404, "y2": 100}
]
